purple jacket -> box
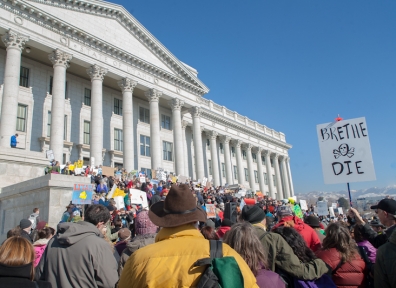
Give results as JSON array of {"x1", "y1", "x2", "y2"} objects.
[
  {"x1": 256, "y1": 268, "x2": 286, "y2": 288},
  {"x1": 357, "y1": 239, "x2": 377, "y2": 263}
]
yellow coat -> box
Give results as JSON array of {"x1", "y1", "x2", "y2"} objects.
[{"x1": 119, "y1": 224, "x2": 258, "y2": 288}]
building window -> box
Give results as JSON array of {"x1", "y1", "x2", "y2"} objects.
[
  {"x1": 163, "y1": 141, "x2": 173, "y2": 161},
  {"x1": 140, "y1": 135, "x2": 150, "y2": 156},
  {"x1": 219, "y1": 143, "x2": 224, "y2": 154},
  {"x1": 65, "y1": 81, "x2": 68, "y2": 99},
  {"x1": 84, "y1": 88, "x2": 91, "y2": 106},
  {"x1": 63, "y1": 154, "x2": 67, "y2": 165},
  {"x1": 208, "y1": 160, "x2": 212, "y2": 175},
  {"x1": 161, "y1": 115, "x2": 171, "y2": 130},
  {"x1": 83, "y1": 157, "x2": 90, "y2": 166},
  {"x1": 254, "y1": 170, "x2": 259, "y2": 183},
  {"x1": 115, "y1": 162, "x2": 123, "y2": 169},
  {"x1": 252, "y1": 153, "x2": 257, "y2": 163},
  {"x1": 233, "y1": 166, "x2": 238, "y2": 180},
  {"x1": 139, "y1": 107, "x2": 150, "y2": 124},
  {"x1": 242, "y1": 150, "x2": 247, "y2": 160},
  {"x1": 264, "y1": 173, "x2": 268, "y2": 185},
  {"x1": 114, "y1": 98, "x2": 122, "y2": 116},
  {"x1": 16, "y1": 104, "x2": 27, "y2": 132},
  {"x1": 64, "y1": 115, "x2": 67, "y2": 141},
  {"x1": 83, "y1": 121, "x2": 90, "y2": 145},
  {"x1": 114, "y1": 129, "x2": 123, "y2": 151},
  {"x1": 261, "y1": 156, "x2": 265, "y2": 166},
  {"x1": 221, "y1": 163, "x2": 225, "y2": 177},
  {"x1": 273, "y1": 175, "x2": 276, "y2": 187},
  {"x1": 231, "y1": 147, "x2": 235, "y2": 157},
  {"x1": 244, "y1": 168, "x2": 249, "y2": 181},
  {"x1": 19, "y1": 66, "x2": 29, "y2": 88},
  {"x1": 47, "y1": 111, "x2": 51, "y2": 137},
  {"x1": 206, "y1": 139, "x2": 210, "y2": 150},
  {"x1": 271, "y1": 159, "x2": 274, "y2": 167},
  {"x1": 141, "y1": 168, "x2": 152, "y2": 179}
]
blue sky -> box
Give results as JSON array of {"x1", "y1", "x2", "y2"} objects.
[{"x1": 113, "y1": 0, "x2": 396, "y2": 193}]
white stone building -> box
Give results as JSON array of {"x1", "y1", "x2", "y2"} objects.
[{"x1": 0, "y1": 0, "x2": 294, "y2": 199}]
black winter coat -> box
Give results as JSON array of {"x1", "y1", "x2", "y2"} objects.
[{"x1": 0, "y1": 263, "x2": 51, "y2": 288}]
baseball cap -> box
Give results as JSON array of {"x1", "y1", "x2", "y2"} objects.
[{"x1": 370, "y1": 199, "x2": 396, "y2": 215}]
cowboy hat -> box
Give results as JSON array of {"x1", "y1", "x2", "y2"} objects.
[{"x1": 149, "y1": 184, "x2": 206, "y2": 227}]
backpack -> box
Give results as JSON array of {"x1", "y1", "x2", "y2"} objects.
[
  {"x1": 357, "y1": 246, "x2": 374, "y2": 288},
  {"x1": 194, "y1": 240, "x2": 244, "y2": 288}
]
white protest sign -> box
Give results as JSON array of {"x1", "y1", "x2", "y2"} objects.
[
  {"x1": 329, "y1": 207, "x2": 335, "y2": 217},
  {"x1": 130, "y1": 189, "x2": 149, "y2": 209},
  {"x1": 178, "y1": 175, "x2": 188, "y2": 183},
  {"x1": 300, "y1": 200, "x2": 308, "y2": 211},
  {"x1": 114, "y1": 196, "x2": 125, "y2": 210},
  {"x1": 46, "y1": 150, "x2": 54, "y2": 161},
  {"x1": 240, "y1": 198, "x2": 246, "y2": 211},
  {"x1": 201, "y1": 177, "x2": 207, "y2": 187},
  {"x1": 106, "y1": 184, "x2": 117, "y2": 199},
  {"x1": 157, "y1": 171, "x2": 167, "y2": 181},
  {"x1": 338, "y1": 207, "x2": 344, "y2": 215},
  {"x1": 317, "y1": 201, "x2": 329, "y2": 216},
  {"x1": 317, "y1": 117, "x2": 376, "y2": 184},
  {"x1": 332, "y1": 203, "x2": 337, "y2": 209}
]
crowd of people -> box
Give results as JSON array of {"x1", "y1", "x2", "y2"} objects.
[{"x1": 0, "y1": 170, "x2": 396, "y2": 288}]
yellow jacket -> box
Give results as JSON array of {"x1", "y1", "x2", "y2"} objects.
[{"x1": 119, "y1": 224, "x2": 258, "y2": 288}]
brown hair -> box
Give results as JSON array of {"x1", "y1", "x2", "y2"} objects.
[
  {"x1": 322, "y1": 222, "x2": 358, "y2": 263},
  {"x1": 33, "y1": 208, "x2": 39, "y2": 213},
  {"x1": 0, "y1": 236, "x2": 35, "y2": 280},
  {"x1": 200, "y1": 226, "x2": 219, "y2": 240},
  {"x1": 223, "y1": 222, "x2": 268, "y2": 275},
  {"x1": 38, "y1": 227, "x2": 55, "y2": 240},
  {"x1": 7, "y1": 227, "x2": 21, "y2": 238}
]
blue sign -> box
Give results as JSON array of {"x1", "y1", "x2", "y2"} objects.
[{"x1": 72, "y1": 184, "x2": 94, "y2": 205}]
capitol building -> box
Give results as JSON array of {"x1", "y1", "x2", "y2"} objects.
[{"x1": 0, "y1": 0, "x2": 294, "y2": 199}]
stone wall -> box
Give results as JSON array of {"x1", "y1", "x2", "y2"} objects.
[{"x1": 0, "y1": 173, "x2": 91, "y2": 243}]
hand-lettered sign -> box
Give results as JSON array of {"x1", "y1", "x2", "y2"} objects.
[{"x1": 317, "y1": 117, "x2": 376, "y2": 184}]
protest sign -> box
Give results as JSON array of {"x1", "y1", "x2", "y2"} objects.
[
  {"x1": 157, "y1": 171, "x2": 167, "y2": 181},
  {"x1": 329, "y1": 207, "x2": 335, "y2": 217},
  {"x1": 46, "y1": 150, "x2": 54, "y2": 161},
  {"x1": 317, "y1": 201, "x2": 328, "y2": 216},
  {"x1": 201, "y1": 177, "x2": 207, "y2": 187},
  {"x1": 338, "y1": 207, "x2": 344, "y2": 215},
  {"x1": 130, "y1": 189, "x2": 149, "y2": 209},
  {"x1": 150, "y1": 179, "x2": 159, "y2": 186},
  {"x1": 102, "y1": 166, "x2": 114, "y2": 177},
  {"x1": 332, "y1": 203, "x2": 337, "y2": 209},
  {"x1": 206, "y1": 204, "x2": 216, "y2": 218},
  {"x1": 72, "y1": 184, "x2": 94, "y2": 204},
  {"x1": 293, "y1": 205, "x2": 304, "y2": 219},
  {"x1": 178, "y1": 175, "x2": 188, "y2": 183},
  {"x1": 300, "y1": 200, "x2": 308, "y2": 211},
  {"x1": 107, "y1": 184, "x2": 116, "y2": 199},
  {"x1": 317, "y1": 117, "x2": 376, "y2": 184},
  {"x1": 114, "y1": 196, "x2": 125, "y2": 210}
]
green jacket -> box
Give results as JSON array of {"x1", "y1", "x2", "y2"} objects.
[
  {"x1": 375, "y1": 229, "x2": 396, "y2": 288},
  {"x1": 253, "y1": 224, "x2": 330, "y2": 280}
]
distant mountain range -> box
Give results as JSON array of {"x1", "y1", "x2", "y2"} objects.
[{"x1": 296, "y1": 185, "x2": 396, "y2": 202}]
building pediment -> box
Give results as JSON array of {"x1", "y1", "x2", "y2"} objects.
[{"x1": 22, "y1": 0, "x2": 208, "y2": 94}]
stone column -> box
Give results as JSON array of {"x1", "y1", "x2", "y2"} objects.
[
  {"x1": 233, "y1": 140, "x2": 245, "y2": 185},
  {"x1": 118, "y1": 78, "x2": 137, "y2": 172},
  {"x1": 286, "y1": 157, "x2": 295, "y2": 196},
  {"x1": 207, "y1": 131, "x2": 220, "y2": 187},
  {"x1": 86, "y1": 65, "x2": 107, "y2": 166},
  {"x1": 254, "y1": 147, "x2": 266, "y2": 193},
  {"x1": 221, "y1": 136, "x2": 233, "y2": 185},
  {"x1": 264, "y1": 150, "x2": 275, "y2": 199},
  {"x1": 48, "y1": 49, "x2": 72, "y2": 162},
  {"x1": 145, "y1": 89, "x2": 162, "y2": 170},
  {"x1": 0, "y1": 30, "x2": 29, "y2": 147},
  {"x1": 245, "y1": 144, "x2": 256, "y2": 190},
  {"x1": 169, "y1": 98, "x2": 184, "y2": 175},
  {"x1": 190, "y1": 107, "x2": 204, "y2": 180},
  {"x1": 181, "y1": 120, "x2": 189, "y2": 176},
  {"x1": 273, "y1": 153, "x2": 284, "y2": 200},
  {"x1": 281, "y1": 156, "x2": 291, "y2": 199}
]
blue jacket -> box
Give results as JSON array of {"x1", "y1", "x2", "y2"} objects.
[{"x1": 10, "y1": 135, "x2": 17, "y2": 147}]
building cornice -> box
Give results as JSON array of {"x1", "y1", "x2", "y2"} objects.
[
  {"x1": 199, "y1": 108, "x2": 292, "y2": 150},
  {"x1": 0, "y1": 0, "x2": 208, "y2": 96}
]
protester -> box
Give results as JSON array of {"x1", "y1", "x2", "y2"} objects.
[
  {"x1": 28, "y1": 208, "x2": 40, "y2": 230},
  {"x1": 114, "y1": 228, "x2": 131, "y2": 256},
  {"x1": 33, "y1": 227, "x2": 55, "y2": 267},
  {"x1": 216, "y1": 218, "x2": 234, "y2": 240},
  {"x1": 304, "y1": 215, "x2": 326, "y2": 243},
  {"x1": 316, "y1": 222, "x2": 366, "y2": 288},
  {"x1": 0, "y1": 236, "x2": 52, "y2": 287},
  {"x1": 369, "y1": 220, "x2": 385, "y2": 235},
  {"x1": 240, "y1": 205, "x2": 330, "y2": 281},
  {"x1": 374, "y1": 229, "x2": 396, "y2": 288},
  {"x1": 352, "y1": 225, "x2": 377, "y2": 263},
  {"x1": 19, "y1": 219, "x2": 33, "y2": 243},
  {"x1": 60, "y1": 204, "x2": 74, "y2": 223},
  {"x1": 10, "y1": 133, "x2": 18, "y2": 148},
  {"x1": 224, "y1": 222, "x2": 286, "y2": 288},
  {"x1": 118, "y1": 184, "x2": 258, "y2": 287},
  {"x1": 36, "y1": 204, "x2": 118, "y2": 288},
  {"x1": 273, "y1": 205, "x2": 321, "y2": 251},
  {"x1": 350, "y1": 199, "x2": 396, "y2": 248}
]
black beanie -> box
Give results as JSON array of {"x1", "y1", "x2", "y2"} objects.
[
  {"x1": 242, "y1": 205, "x2": 265, "y2": 224},
  {"x1": 221, "y1": 218, "x2": 235, "y2": 227}
]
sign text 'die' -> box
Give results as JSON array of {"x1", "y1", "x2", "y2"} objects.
[{"x1": 317, "y1": 117, "x2": 375, "y2": 184}]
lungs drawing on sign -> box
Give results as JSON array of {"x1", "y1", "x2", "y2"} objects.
[{"x1": 333, "y1": 143, "x2": 355, "y2": 159}]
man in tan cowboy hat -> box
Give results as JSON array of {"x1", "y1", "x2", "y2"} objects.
[{"x1": 119, "y1": 184, "x2": 258, "y2": 287}]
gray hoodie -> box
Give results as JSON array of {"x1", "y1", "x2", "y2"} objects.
[{"x1": 36, "y1": 221, "x2": 118, "y2": 288}]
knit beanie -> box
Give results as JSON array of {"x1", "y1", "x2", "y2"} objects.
[
  {"x1": 20, "y1": 219, "x2": 32, "y2": 230},
  {"x1": 136, "y1": 210, "x2": 157, "y2": 235},
  {"x1": 241, "y1": 205, "x2": 265, "y2": 224}
]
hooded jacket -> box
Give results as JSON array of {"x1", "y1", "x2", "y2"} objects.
[
  {"x1": 33, "y1": 238, "x2": 50, "y2": 267},
  {"x1": 35, "y1": 221, "x2": 118, "y2": 288},
  {"x1": 118, "y1": 224, "x2": 258, "y2": 288},
  {"x1": 374, "y1": 229, "x2": 396, "y2": 288},
  {"x1": 272, "y1": 215, "x2": 321, "y2": 252}
]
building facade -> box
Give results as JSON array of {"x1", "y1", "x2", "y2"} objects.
[{"x1": 0, "y1": 0, "x2": 293, "y2": 198}]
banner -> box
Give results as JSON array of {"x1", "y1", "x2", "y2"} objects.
[
  {"x1": 300, "y1": 200, "x2": 308, "y2": 211},
  {"x1": 317, "y1": 117, "x2": 376, "y2": 184},
  {"x1": 317, "y1": 201, "x2": 328, "y2": 216},
  {"x1": 206, "y1": 204, "x2": 216, "y2": 218},
  {"x1": 72, "y1": 184, "x2": 94, "y2": 204}
]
